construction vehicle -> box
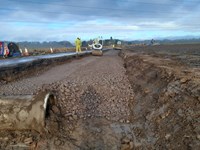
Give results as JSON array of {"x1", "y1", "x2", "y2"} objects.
[
  {"x1": 89, "y1": 37, "x2": 103, "y2": 56},
  {"x1": 0, "y1": 42, "x2": 21, "y2": 58}
]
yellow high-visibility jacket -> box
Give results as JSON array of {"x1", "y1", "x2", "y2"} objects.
[{"x1": 75, "y1": 38, "x2": 82, "y2": 46}]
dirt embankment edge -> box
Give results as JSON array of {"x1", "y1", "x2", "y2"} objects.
[{"x1": 119, "y1": 50, "x2": 200, "y2": 149}]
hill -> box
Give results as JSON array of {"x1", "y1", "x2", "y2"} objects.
[{"x1": 12, "y1": 41, "x2": 73, "y2": 49}]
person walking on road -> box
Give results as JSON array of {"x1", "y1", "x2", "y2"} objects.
[{"x1": 75, "y1": 37, "x2": 82, "y2": 53}]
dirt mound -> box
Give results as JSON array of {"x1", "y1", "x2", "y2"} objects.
[{"x1": 120, "y1": 50, "x2": 200, "y2": 149}]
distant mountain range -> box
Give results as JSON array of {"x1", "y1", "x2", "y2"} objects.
[
  {"x1": 3, "y1": 37, "x2": 200, "y2": 49},
  {"x1": 157, "y1": 38, "x2": 200, "y2": 44},
  {"x1": 14, "y1": 41, "x2": 73, "y2": 49},
  {"x1": 122, "y1": 38, "x2": 200, "y2": 45}
]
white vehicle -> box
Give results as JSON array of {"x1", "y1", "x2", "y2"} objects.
[
  {"x1": 89, "y1": 37, "x2": 104, "y2": 56},
  {"x1": 88, "y1": 37, "x2": 103, "y2": 50}
]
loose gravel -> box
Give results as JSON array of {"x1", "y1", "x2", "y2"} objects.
[{"x1": 43, "y1": 50, "x2": 134, "y2": 121}]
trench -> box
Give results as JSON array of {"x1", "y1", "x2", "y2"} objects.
[
  {"x1": 38, "y1": 50, "x2": 199, "y2": 149},
  {"x1": 119, "y1": 50, "x2": 200, "y2": 149},
  {"x1": 0, "y1": 49, "x2": 199, "y2": 149}
]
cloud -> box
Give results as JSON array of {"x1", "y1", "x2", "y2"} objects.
[
  {"x1": 137, "y1": 21, "x2": 178, "y2": 29},
  {"x1": 0, "y1": 0, "x2": 200, "y2": 41}
]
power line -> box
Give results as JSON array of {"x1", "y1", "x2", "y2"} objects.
[
  {"x1": 0, "y1": 7, "x2": 195, "y2": 16},
  {"x1": 0, "y1": 9, "x2": 199, "y2": 25},
  {"x1": 1, "y1": 10, "x2": 198, "y2": 20},
  {"x1": 0, "y1": 20, "x2": 200, "y2": 30},
  {"x1": 1, "y1": 13, "x2": 199, "y2": 26},
  {"x1": 0, "y1": 0, "x2": 199, "y2": 28},
  {"x1": 8, "y1": 0, "x2": 174, "y2": 7},
  {"x1": 117, "y1": 0, "x2": 199, "y2": 4},
  {"x1": 3, "y1": 0, "x2": 198, "y2": 15},
  {"x1": 8, "y1": 0, "x2": 200, "y2": 6}
]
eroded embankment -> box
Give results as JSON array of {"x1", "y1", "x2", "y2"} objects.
[{"x1": 120, "y1": 50, "x2": 200, "y2": 149}]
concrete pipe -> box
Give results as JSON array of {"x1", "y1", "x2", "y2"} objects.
[{"x1": 0, "y1": 92, "x2": 55, "y2": 133}]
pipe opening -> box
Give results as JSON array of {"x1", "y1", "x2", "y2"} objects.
[
  {"x1": 43, "y1": 93, "x2": 63, "y2": 134},
  {"x1": 0, "y1": 92, "x2": 60, "y2": 132},
  {"x1": 45, "y1": 94, "x2": 55, "y2": 119}
]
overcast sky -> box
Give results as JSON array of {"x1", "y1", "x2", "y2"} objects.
[{"x1": 0, "y1": 0, "x2": 200, "y2": 42}]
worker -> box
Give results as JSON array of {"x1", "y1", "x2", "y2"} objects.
[
  {"x1": 75, "y1": 37, "x2": 82, "y2": 53},
  {"x1": 4, "y1": 43, "x2": 9, "y2": 58}
]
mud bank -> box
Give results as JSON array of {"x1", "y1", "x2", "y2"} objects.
[{"x1": 120, "y1": 50, "x2": 200, "y2": 149}]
